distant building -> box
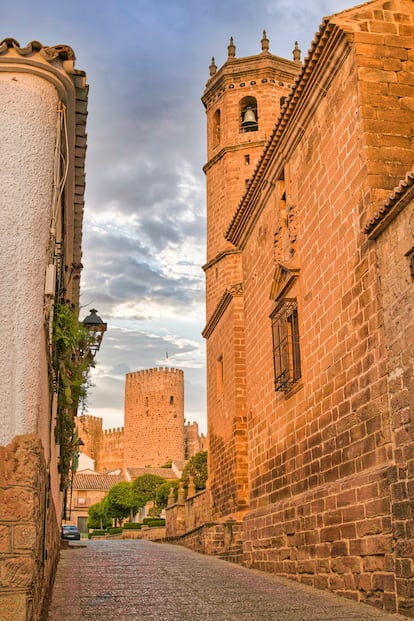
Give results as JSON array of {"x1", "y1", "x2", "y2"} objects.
[
  {"x1": 124, "y1": 368, "x2": 185, "y2": 468},
  {"x1": 70, "y1": 472, "x2": 125, "y2": 533},
  {"x1": 77, "y1": 368, "x2": 206, "y2": 475}
]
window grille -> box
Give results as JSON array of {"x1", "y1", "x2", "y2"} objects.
[{"x1": 270, "y1": 298, "x2": 301, "y2": 392}]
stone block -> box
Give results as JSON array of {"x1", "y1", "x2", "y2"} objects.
[
  {"x1": 0, "y1": 526, "x2": 11, "y2": 553},
  {"x1": 0, "y1": 593, "x2": 28, "y2": 621},
  {"x1": 0, "y1": 556, "x2": 35, "y2": 588},
  {"x1": 0, "y1": 489, "x2": 35, "y2": 522},
  {"x1": 14, "y1": 524, "x2": 37, "y2": 551}
]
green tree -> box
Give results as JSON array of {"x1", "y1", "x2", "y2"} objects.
[
  {"x1": 131, "y1": 474, "x2": 166, "y2": 510},
  {"x1": 87, "y1": 500, "x2": 111, "y2": 529},
  {"x1": 155, "y1": 479, "x2": 180, "y2": 510},
  {"x1": 181, "y1": 450, "x2": 208, "y2": 491},
  {"x1": 106, "y1": 481, "x2": 138, "y2": 523}
]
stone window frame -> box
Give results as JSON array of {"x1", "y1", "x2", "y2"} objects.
[{"x1": 270, "y1": 298, "x2": 301, "y2": 392}]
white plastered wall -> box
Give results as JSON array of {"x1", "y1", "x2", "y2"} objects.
[{"x1": 0, "y1": 72, "x2": 58, "y2": 446}]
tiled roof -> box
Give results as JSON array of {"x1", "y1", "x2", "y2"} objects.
[
  {"x1": 73, "y1": 473, "x2": 125, "y2": 490},
  {"x1": 0, "y1": 38, "x2": 76, "y2": 60},
  {"x1": 224, "y1": 16, "x2": 343, "y2": 245},
  {"x1": 126, "y1": 467, "x2": 179, "y2": 480},
  {"x1": 364, "y1": 168, "x2": 414, "y2": 238}
]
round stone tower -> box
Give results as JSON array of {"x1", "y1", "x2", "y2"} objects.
[{"x1": 123, "y1": 367, "x2": 185, "y2": 469}]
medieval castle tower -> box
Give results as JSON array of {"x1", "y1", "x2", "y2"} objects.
[
  {"x1": 124, "y1": 367, "x2": 185, "y2": 468},
  {"x1": 202, "y1": 34, "x2": 301, "y2": 518},
  {"x1": 78, "y1": 367, "x2": 205, "y2": 472}
]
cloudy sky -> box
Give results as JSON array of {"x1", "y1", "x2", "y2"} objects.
[{"x1": 3, "y1": 0, "x2": 353, "y2": 433}]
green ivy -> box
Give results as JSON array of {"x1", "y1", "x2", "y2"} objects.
[{"x1": 53, "y1": 303, "x2": 96, "y2": 490}]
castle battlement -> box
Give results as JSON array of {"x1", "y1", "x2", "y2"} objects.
[
  {"x1": 126, "y1": 367, "x2": 184, "y2": 382},
  {"x1": 103, "y1": 427, "x2": 124, "y2": 436},
  {"x1": 80, "y1": 414, "x2": 103, "y2": 424}
]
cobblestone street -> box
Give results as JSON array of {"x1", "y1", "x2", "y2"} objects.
[{"x1": 47, "y1": 540, "x2": 408, "y2": 621}]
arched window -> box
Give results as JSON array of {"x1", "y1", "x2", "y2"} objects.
[
  {"x1": 213, "y1": 109, "x2": 221, "y2": 146},
  {"x1": 240, "y1": 96, "x2": 258, "y2": 133}
]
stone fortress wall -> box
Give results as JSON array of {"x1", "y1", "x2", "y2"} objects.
[
  {"x1": 124, "y1": 368, "x2": 185, "y2": 469},
  {"x1": 78, "y1": 368, "x2": 206, "y2": 473}
]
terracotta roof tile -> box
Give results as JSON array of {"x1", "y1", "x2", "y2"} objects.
[
  {"x1": 73, "y1": 473, "x2": 125, "y2": 490},
  {"x1": 364, "y1": 168, "x2": 414, "y2": 237}
]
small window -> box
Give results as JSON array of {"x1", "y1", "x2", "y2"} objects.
[
  {"x1": 216, "y1": 355, "x2": 224, "y2": 397},
  {"x1": 170, "y1": 395, "x2": 174, "y2": 405},
  {"x1": 270, "y1": 298, "x2": 301, "y2": 392},
  {"x1": 213, "y1": 109, "x2": 221, "y2": 146},
  {"x1": 245, "y1": 154, "x2": 250, "y2": 165}
]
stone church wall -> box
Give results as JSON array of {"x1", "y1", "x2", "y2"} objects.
[{"x1": 202, "y1": 0, "x2": 414, "y2": 616}]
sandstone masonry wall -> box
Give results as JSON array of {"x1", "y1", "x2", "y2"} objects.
[
  {"x1": 373, "y1": 189, "x2": 414, "y2": 615},
  {"x1": 0, "y1": 435, "x2": 60, "y2": 621},
  {"x1": 100, "y1": 427, "x2": 124, "y2": 472},
  {"x1": 77, "y1": 415, "x2": 103, "y2": 468},
  {"x1": 124, "y1": 368, "x2": 185, "y2": 469},
  {"x1": 203, "y1": 41, "x2": 301, "y2": 524},
  {"x1": 202, "y1": 0, "x2": 414, "y2": 616}
]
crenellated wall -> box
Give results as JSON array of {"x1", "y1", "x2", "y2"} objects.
[{"x1": 100, "y1": 427, "x2": 124, "y2": 472}]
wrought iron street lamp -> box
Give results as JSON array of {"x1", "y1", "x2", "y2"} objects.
[{"x1": 81, "y1": 308, "x2": 107, "y2": 357}]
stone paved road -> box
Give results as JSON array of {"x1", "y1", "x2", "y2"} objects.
[{"x1": 47, "y1": 540, "x2": 407, "y2": 621}]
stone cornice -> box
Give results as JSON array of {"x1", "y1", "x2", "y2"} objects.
[
  {"x1": 202, "y1": 248, "x2": 240, "y2": 272},
  {"x1": 202, "y1": 52, "x2": 299, "y2": 110},
  {"x1": 225, "y1": 20, "x2": 351, "y2": 248},
  {"x1": 203, "y1": 141, "x2": 266, "y2": 174},
  {"x1": 202, "y1": 283, "x2": 243, "y2": 339},
  {"x1": 364, "y1": 169, "x2": 414, "y2": 240}
]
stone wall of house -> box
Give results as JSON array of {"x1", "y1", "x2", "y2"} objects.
[
  {"x1": 124, "y1": 368, "x2": 185, "y2": 469},
  {"x1": 0, "y1": 39, "x2": 88, "y2": 620},
  {"x1": 0, "y1": 435, "x2": 60, "y2": 621}
]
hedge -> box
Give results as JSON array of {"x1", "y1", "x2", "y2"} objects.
[
  {"x1": 123, "y1": 522, "x2": 142, "y2": 530},
  {"x1": 143, "y1": 518, "x2": 165, "y2": 527},
  {"x1": 88, "y1": 529, "x2": 107, "y2": 539}
]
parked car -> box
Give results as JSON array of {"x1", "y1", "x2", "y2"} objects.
[{"x1": 61, "y1": 524, "x2": 81, "y2": 540}]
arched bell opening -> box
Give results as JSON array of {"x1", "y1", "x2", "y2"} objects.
[
  {"x1": 240, "y1": 96, "x2": 258, "y2": 133},
  {"x1": 213, "y1": 108, "x2": 221, "y2": 147}
]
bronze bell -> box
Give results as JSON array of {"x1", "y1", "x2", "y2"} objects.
[{"x1": 241, "y1": 106, "x2": 257, "y2": 130}]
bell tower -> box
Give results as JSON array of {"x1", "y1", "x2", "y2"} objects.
[{"x1": 202, "y1": 35, "x2": 301, "y2": 520}]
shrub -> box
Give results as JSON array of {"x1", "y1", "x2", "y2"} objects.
[
  {"x1": 143, "y1": 518, "x2": 165, "y2": 527},
  {"x1": 90, "y1": 529, "x2": 107, "y2": 537},
  {"x1": 107, "y1": 527, "x2": 123, "y2": 535},
  {"x1": 123, "y1": 522, "x2": 142, "y2": 529}
]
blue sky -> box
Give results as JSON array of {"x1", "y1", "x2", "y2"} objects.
[{"x1": 3, "y1": 0, "x2": 354, "y2": 433}]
